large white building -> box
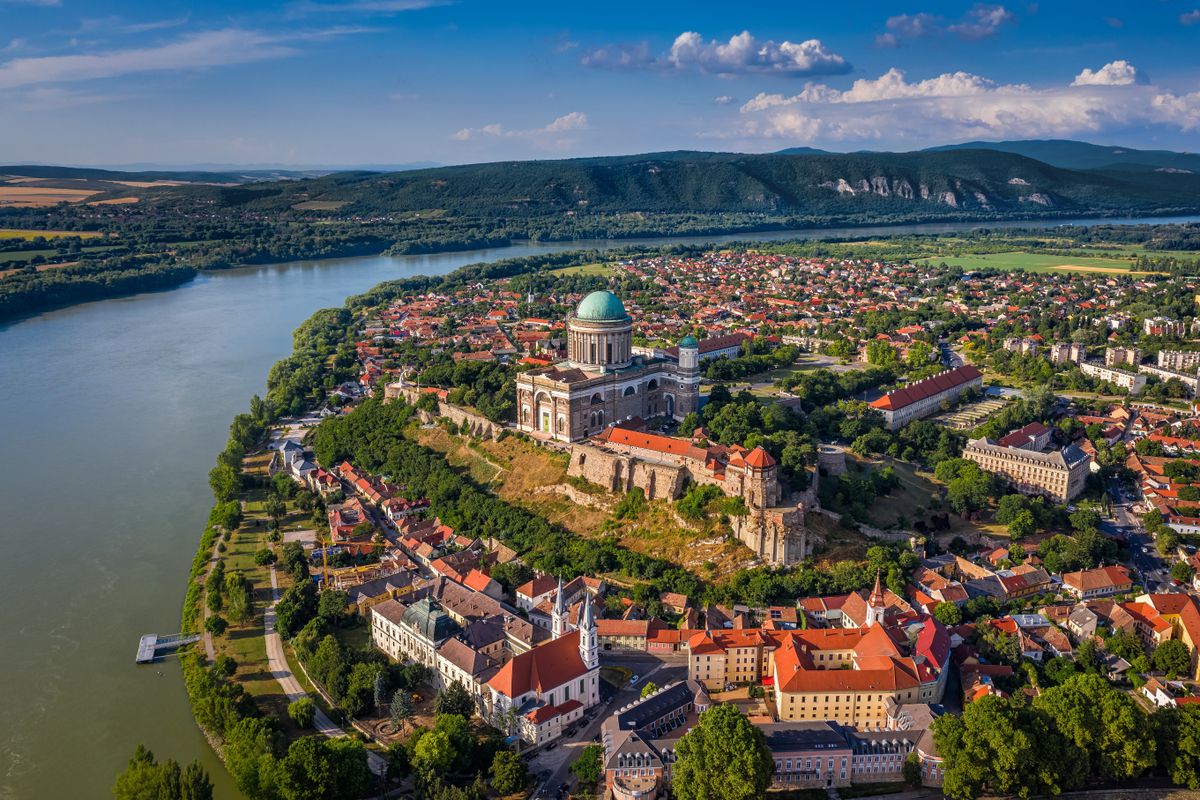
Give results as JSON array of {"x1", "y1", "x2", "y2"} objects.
[
  {"x1": 1080, "y1": 361, "x2": 1147, "y2": 395},
  {"x1": 515, "y1": 291, "x2": 700, "y2": 443},
  {"x1": 370, "y1": 578, "x2": 600, "y2": 745},
  {"x1": 1139, "y1": 363, "x2": 1200, "y2": 396},
  {"x1": 868, "y1": 365, "x2": 983, "y2": 430}
]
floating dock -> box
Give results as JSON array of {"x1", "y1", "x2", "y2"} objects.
[{"x1": 135, "y1": 632, "x2": 201, "y2": 664}]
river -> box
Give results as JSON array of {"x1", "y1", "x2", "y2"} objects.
[{"x1": 0, "y1": 213, "x2": 1197, "y2": 799}]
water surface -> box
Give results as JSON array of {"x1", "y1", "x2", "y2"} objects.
[{"x1": 1, "y1": 214, "x2": 1196, "y2": 799}]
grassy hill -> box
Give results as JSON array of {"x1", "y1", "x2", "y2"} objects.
[
  {"x1": 924, "y1": 139, "x2": 1200, "y2": 174},
  {"x1": 135, "y1": 148, "x2": 1200, "y2": 219}
]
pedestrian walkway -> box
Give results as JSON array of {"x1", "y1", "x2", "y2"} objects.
[{"x1": 264, "y1": 566, "x2": 387, "y2": 776}]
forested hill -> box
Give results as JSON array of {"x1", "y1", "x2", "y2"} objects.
[{"x1": 141, "y1": 148, "x2": 1200, "y2": 219}]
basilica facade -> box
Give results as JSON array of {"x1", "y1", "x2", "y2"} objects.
[{"x1": 515, "y1": 290, "x2": 700, "y2": 443}]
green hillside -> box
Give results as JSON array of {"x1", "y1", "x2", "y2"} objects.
[
  {"x1": 924, "y1": 139, "x2": 1200, "y2": 173},
  {"x1": 142, "y1": 149, "x2": 1200, "y2": 219}
]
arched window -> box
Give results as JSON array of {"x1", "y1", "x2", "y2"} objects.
[
  {"x1": 647, "y1": 378, "x2": 659, "y2": 391},
  {"x1": 590, "y1": 392, "x2": 603, "y2": 405},
  {"x1": 623, "y1": 386, "x2": 635, "y2": 397},
  {"x1": 556, "y1": 415, "x2": 565, "y2": 433}
]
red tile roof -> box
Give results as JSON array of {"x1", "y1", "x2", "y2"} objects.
[
  {"x1": 869, "y1": 365, "x2": 982, "y2": 411},
  {"x1": 487, "y1": 631, "x2": 590, "y2": 699}
]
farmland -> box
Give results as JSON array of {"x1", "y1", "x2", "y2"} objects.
[{"x1": 914, "y1": 250, "x2": 1159, "y2": 274}]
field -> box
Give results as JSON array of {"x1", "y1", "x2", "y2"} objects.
[
  {"x1": 0, "y1": 228, "x2": 103, "y2": 240},
  {"x1": 0, "y1": 186, "x2": 101, "y2": 207},
  {"x1": 915, "y1": 250, "x2": 1160, "y2": 274},
  {"x1": 549, "y1": 262, "x2": 612, "y2": 276}
]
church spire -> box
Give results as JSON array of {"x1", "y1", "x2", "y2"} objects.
[
  {"x1": 552, "y1": 575, "x2": 567, "y2": 638},
  {"x1": 579, "y1": 591, "x2": 598, "y2": 670},
  {"x1": 866, "y1": 570, "x2": 886, "y2": 627}
]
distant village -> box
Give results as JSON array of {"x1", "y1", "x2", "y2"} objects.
[{"x1": 260, "y1": 248, "x2": 1200, "y2": 798}]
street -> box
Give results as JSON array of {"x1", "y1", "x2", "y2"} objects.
[
  {"x1": 1106, "y1": 478, "x2": 1179, "y2": 593},
  {"x1": 523, "y1": 652, "x2": 688, "y2": 798}
]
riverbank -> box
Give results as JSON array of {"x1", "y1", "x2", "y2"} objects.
[{"x1": 6, "y1": 210, "x2": 1200, "y2": 326}]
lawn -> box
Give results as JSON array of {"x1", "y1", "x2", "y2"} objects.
[
  {"x1": 0, "y1": 227, "x2": 104, "y2": 239},
  {"x1": 914, "y1": 250, "x2": 1156, "y2": 274}
]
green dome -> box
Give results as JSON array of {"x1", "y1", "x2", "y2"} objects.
[
  {"x1": 575, "y1": 290, "x2": 628, "y2": 321},
  {"x1": 680, "y1": 335, "x2": 699, "y2": 349}
]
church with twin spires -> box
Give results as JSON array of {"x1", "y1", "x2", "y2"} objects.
[{"x1": 516, "y1": 290, "x2": 701, "y2": 443}]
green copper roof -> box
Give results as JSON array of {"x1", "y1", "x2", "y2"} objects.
[
  {"x1": 680, "y1": 335, "x2": 699, "y2": 348},
  {"x1": 575, "y1": 290, "x2": 628, "y2": 321}
]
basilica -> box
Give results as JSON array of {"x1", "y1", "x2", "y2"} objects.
[{"x1": 515, "y1": 290, "x2": 701, "y2": 443}]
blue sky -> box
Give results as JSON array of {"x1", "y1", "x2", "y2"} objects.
[{"x1": 1, "y1": 0, "x2": 1199, "y2": 166}]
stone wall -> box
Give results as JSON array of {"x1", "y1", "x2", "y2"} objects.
[
  {"x1": 385, "y1": 384, "x2": 503, "y2": 440},
  {"x1": 567, "y1": 445, "x2": 688, "y2": 501}
]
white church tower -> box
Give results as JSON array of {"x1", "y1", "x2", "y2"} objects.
[
  {"x1": 866, "y1": 571, "x2": 886, "y2": 627},
  {"x1": 578, "y1": 591, "x2": 599, "y2": 670},
  {"x1": 551, "y1": 576, "x2": 567, "y2": 638}
]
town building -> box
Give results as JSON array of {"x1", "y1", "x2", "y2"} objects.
[
  {"x1": 869, "y1": 365, "x2": 984, "y2": 430},
  {"x1": 1080, "y1": 361, "x2": 1147, "y2": 395},
  {"x1": 1105, "y1": 346, "x2": 1143, "y2": 368},
  {"x1": 1138, "y1": 363, "x2": 1200, "y2": 396},
  {"x1": 1157, "y1": 350, "x2": 1200, "y2": 373},
  {"x1": 1047, "y1": 342, "x2": 1086, "y2": 366},
  {"x1": 995, "y1": 421, "x2": 1052, "y2": 451},
  {"x1": 1061, "y1": 565, "x2": 1134, "y2": 599},
  {"x1": 663, "y1": 332, "x2": 751, "y2": 363},
  {"x1": 1144, "y1": 317, "x2": 1186, "y2": 337},
  {"x1": 962, "y1": 438, "x2": 1091, "y2": 503}
]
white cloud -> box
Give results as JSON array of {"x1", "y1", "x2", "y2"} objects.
[
  {"x1": 290, "y1": 0, "x2": 449, "y2": 14},
  {"x1": 453, "y1": 112, "x2": 589, "y2": 142},
  {"x1": 17, "y1": 86, "x2": 124, "y2": 110},
  {"x1": 581, "y1": 30, "x2": 849, "y2": 77},
  {"x1": 725, "y1": 63, "x2": 1200, "y2": 145},
  {"x1": 948, "y1": 4, "x2": 1015, "y2": 39},
  {"x1": 714, "y1": 95, "x2": 736, "y2": 105},
  {"x1": 0, "y1": 27, "x2": 367, "y2": 90},
  {"x1": 876, "y1": 4, "x2": 1014, "y2": 46},
  {"x1": 1181, "y1": 9, "x2": 1200, "y2": 26},
  {"x1": 1072, "y1": 60, "x2": 1143, "y2": 86}
]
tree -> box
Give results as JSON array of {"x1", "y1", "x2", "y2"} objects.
[
  {"x1": 1172, "y1": 561, "x2": 1196, "y2": 585},
  {"x1": 223, "y1": 571, "x2": 253, "y2": 624},
  {"x1": 490, "y1": 750, "x2": 526, "y2": 795},
  {"x1": 113, "y1": 745, "x2": 212, "y2": 800},
  {"x1": 412, "y1": 730, "x2": 455, "y2": 777},
  {"x1": 288, "y1": 697, "x2": 316, "y2": 729},
  {"x1": 253, "y1": 548, "x2": 277, "y2": 566},
  {"x1": 209, "y1": 463, "x2": 241, "y2": 503},
  {"x1": 934, "y1": 694, "x2": 1083, "y2": 800},
  {"x1": 672, "y1": 704, "x2": 773, "y2": 800},
  {"x1": 1165, "y1": 706, "x2": 1200, "y2": 789},
  {"x1": 1008, "y1": 509, "x2": 1036, "y2": 540},
  {"x1": 317, "y1": 589, "x2": 349, "y2": 623},
  {"x1": 1105, "y1": 628, "x2": 1145, "y2": 661},
  {"x1": 1034, "y1": 674, "x2": 1155, "y2": 780},
  {"x1": 390, "y1": 690, "x2": 415, "y2": 732},
  {"x1": 1154, "y1": 639, "x2": 1192, "y2": 678},
  {"x1": 569, "y1": 744, "x2": 603, "y2": 788},
  {"x1": 435, "y1": 680, "x2": 475, "y2": 719},
  {"x1": 204, "y1": 615, "x2": 228, "y2": 636},
  {"x1": 214, "y1": 655, "x2": 237, "y2": 677},
  {"x1": 275, "y1": 736, "x2": 371, "y2": 800},
  {"x1": 903, "y1": 751, "x2": 922, "y2": 787},
  {"x1": 640, "y1": 681, "x2": 660, "y2": 699},
  {"x1": 933, "y1": 602, "x2": 962, "y2": 627}
]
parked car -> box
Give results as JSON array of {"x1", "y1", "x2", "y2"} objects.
[{"x1": 629, "y1": 674, "x2": 641, "y2": 685}]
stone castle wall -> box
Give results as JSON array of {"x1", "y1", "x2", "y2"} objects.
[
  {"x1": 567, "y1": 446, "x2": 689, "y2": 501},
  {"x1": 385, "y1": 384, "x2": 503, "y2": 440}
]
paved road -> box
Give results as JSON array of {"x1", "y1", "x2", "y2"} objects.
[
  {"x1": 264, "y1": 567, "x2": 388, "y2": 776},
  {"x1": 525, "y1": 655, "x2": 687, "y2": 796},
  {"x1": 1106, "y1": 479, "x2": 1178, "y2": 593}
]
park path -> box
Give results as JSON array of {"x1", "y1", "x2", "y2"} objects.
[{"x1": 264, "y1": 566, "x2": 387, "y2": 776}]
